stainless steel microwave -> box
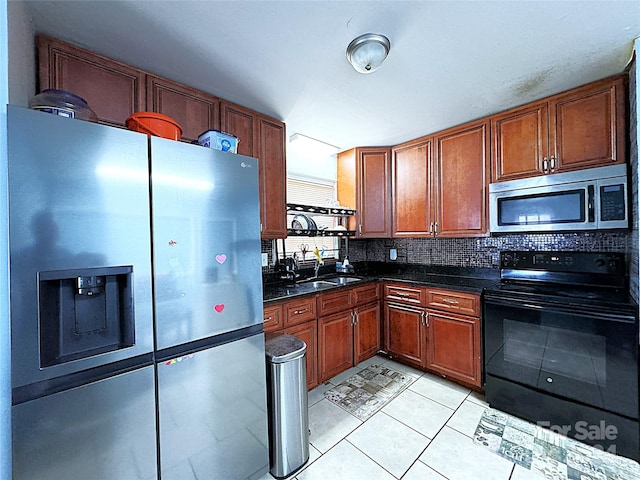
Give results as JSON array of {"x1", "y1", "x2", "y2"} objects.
[{"x1": 489, "y1": 164, "x2": 629, "y2": 233}]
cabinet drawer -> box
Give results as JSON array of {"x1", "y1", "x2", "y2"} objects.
[
  {"x1": 426, "y1": 288, "x2": 480, "y2": 316},
  {"x1": 353, "y1": 283, "x2": 380, "y2": 305},
  {"x1": 384, "y1": 283, "x2": 426, "y2": 306},
  {"x1": 263, "y1": 304, "x2": 283, "y2": 333},
  {"x1": 317, "y1": 289, "x2": 353, "y2": 317},
  {"x1": 283, "y1": 297, "x2": 316, "y2": 327}
]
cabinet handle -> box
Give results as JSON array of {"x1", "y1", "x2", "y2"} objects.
[
  {"x1": 420, "y1": 311, "x2": 425, "y2": 325},
  {"x1": 433, "y1": 222, "x2": 438, "y2": 235},
  {"x1": 355, "y1": 312, "x2": 359, "y2": 325},
  {"x1": 442, "y1": 298, "x2": 459, "y2": 305},
  {"x1": 264, "y1": 316, "x2": 272, "y2": 321},
  {"x1": 542, "y1": 158, "x2": 549, "y2": 173},
  {"x1": 429, "y1": 222, "x2": 434, "y2": 235},
  {"x1": 293, "y1": 308, "x2": 308, "y2": 315},
  {"x1": 359, "y1": 224, "x2": 362, "y2": 235},
  {"x1": 425, "y1": 312, "x2": 429, "y2": 327},
  {"x1": 351, "y1": 311, "x2": 356, "y2": 326},
  {"x1": 550, "y1": 156, "x2": 556, "y2": 171}
]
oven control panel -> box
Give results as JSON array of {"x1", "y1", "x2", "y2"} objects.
[{"x1": 501, "y1": 251, "x2": 624, "y2": 275}]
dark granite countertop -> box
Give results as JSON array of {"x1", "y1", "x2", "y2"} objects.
[{"x1": 263, "y1": 262, "x2": 500, "y2": 303}]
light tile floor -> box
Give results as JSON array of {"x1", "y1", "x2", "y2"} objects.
[{"x1": 257, "y1": 355, "x2": 608, "y2": 480}]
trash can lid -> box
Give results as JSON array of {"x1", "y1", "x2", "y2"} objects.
[{"x1": 265, "y1": 333, "x2": 306, "y2": 363}]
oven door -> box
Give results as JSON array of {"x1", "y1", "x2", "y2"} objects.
[{"x1": 483, "y1": 293, "x2": 638, "y2": 419}]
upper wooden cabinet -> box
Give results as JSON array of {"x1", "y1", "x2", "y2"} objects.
[
  {"x1": 37, "y1": 35, "x2": 145, "y2": 128},
  {"x1": 434, "y1": 120, "x2": 489, "y2": 237},
  {"x1": 220, "y1": 101, "x2": 256, "y2": 157},
  {"x1": 146, "y1": 75, "x2": 219, "y2": 143},
  {"x1": 492, "y1": 75, "x2": 627, "y2": 182},
  {"x1": 391, "y1": 119, "x2": 489, "y2": 238},
  {"x1": 392, "y1": 138, "x2": 433, "y2": 237},
  {"x1": 220, "y1": 101, "x2": 287, "y2": 238},
  {"x1": 337, "y1": 147, "x2": 392, "y2": 238},
  {"x1": 38, "y1": 35, "x2": 287, "y2": 239},
  {"x1": 257, "y1": 116, "x2": 287, "y2": 238}
]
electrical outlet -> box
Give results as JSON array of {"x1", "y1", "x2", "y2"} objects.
[
  {"x1": 390, "y1": 248, "x2": 397, "y2": 261},
  {"x1": 261, "y1": 253, "x2": 269, "y2": 267}
]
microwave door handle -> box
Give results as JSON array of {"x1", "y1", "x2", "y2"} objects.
[{"x1": 587, "y1": 185, "x2": 595, "y2": 223}]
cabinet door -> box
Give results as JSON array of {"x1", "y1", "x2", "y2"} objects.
[
  {"x1": 551, "y1": 76, "x2": 626, "y2": 172},
  {"x1": 384, "y1": 303, "x2": 426, "y2": 369},
  {"x1": 146, "y1": 75, "x2": 219, "y2": 143},
  {"x1": 435, "y1": 120, "x2": 490, "y2": 237},
  {"x1": 491, "y1": 102, "x2": 549, "y2": 182},
  {"x1": 257, "y1": 116, "x2": 287, "y2": 238},
  {"x1": 354, "y1": 302, "x2": 381, "y2": 364},
  {"x1": 318, "y1": 311, "x2": 354, "y2": 383},
  {"x1": 220, "y1": 101, "x2": 256, "y2": 157},
  {"x1": 358, "y1": 147, "x2": 392, "y2": 238},
  {"x1": 392, "y1": 139, "x2": 433, "y2": 237},
  {"x1": 426, "y1": 311, "x2": 481, "y2": 387},
  {"x1": 37, "y1": 35, "x2": 145, "y2": 128},
  {"x1": 284, "y1": 320, "x2": 318, "y2": 390}
]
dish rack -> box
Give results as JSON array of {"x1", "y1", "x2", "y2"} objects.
[{"x1": 286, "y1": 203, "x2": 356, "y2": 237}]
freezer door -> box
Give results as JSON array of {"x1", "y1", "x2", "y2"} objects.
[
  {"x1": 157, "y1": 333, "x2": 269, "y2": 480},
  {"x1": 150, "y1": 137, "x2": 263, "y2": 349},
  {"x1": 12, "y1": 365, "x2": 157, "y2": 480},
  {"x1": 7, "y1": 106, "x2": 154, "y2": 388}
]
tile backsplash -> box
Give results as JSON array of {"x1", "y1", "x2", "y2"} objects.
[{"x1": 344, "y1": 232, "x2": 631, "y2": 270}]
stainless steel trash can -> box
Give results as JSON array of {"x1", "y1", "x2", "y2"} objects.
[{"x1": 265, "y1": 333, "x2": 309, "y2": 478}]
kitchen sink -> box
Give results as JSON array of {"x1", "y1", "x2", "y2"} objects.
[
  {"x1": 326, "y1": 276, "x2": 362, "y2": 285},
  {"x1": 300, "y1": 280, "x2": 335, "y2": 289}
]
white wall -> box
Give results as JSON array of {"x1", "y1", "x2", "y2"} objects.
[
  {"x1": 8, "y1": 0, "x2": 34, "y2": 105},
  {"x1": 286, "y1": 134, "x2": 337, "y2": 184},
  {"x1": 1, "y1": 0, "x2": 11, "y2": 477}
]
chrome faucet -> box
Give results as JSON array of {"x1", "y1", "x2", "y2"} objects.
[{"x1": 313, "y1": 260, "x2": 321, "y2": 279}]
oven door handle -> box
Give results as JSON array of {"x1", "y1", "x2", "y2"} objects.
[{"x1": 484, "y1": 296, "x2": 637, "y2": 324}]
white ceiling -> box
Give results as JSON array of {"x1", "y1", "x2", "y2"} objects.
[{"x1": 23, "y1": 0, "x2": 640, "y2": 150}]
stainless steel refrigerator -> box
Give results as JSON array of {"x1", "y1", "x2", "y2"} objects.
[{"x1": 8, "y1": 105, "x2": 269, "y2": 480}]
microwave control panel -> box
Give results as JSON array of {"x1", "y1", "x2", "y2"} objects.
[{"x1": 600, "y1": 184, "x2": 626, "y2": 221}]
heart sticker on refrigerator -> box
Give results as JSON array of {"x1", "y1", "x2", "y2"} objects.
[
  {"x1": 215, "y1": 254, "x2": 227, "y2": 264},
  {"x1": 214, "y1": 304, "x2": 225, "y2": 313}
]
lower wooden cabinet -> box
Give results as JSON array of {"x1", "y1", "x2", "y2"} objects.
[
  {"x1": 284, "y1": 320, "x2": 318, "y2": 390},
  {"x1": 426, "y1": 311, "x2": 481, "y2": 387},
  {"x1": 383, "y1": 283, "x2": 482, "y2": 388},
  {"x1": 318, "y1": 310, "x2": 354, "y2": 383},
  {"x1": 354, "y1": 302, "x2": 381, "y2": 364},
  {"x1": 384, "y1": 302, "x2": 427, "y2": 369}
]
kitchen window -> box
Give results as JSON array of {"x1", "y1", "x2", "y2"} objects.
[{"x1": 282, "y1": 176, "x2": 340, "y2": 262}]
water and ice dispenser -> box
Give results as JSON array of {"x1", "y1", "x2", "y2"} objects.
[{"x1": 38, "y1": 265, "x2": 135, "y2": 368}]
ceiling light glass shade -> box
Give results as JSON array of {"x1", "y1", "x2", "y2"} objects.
[{"x1": 346, "y1": 33, "x2": 391, "y2": 74}]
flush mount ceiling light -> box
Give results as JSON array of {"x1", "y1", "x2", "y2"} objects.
[{"x1": 346, "y1": 33, "x2": 391, "y2": 74}]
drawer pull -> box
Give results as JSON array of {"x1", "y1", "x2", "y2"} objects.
[
  {"x1": 264, "y1": 316, "x2": 272, "y2": 321},
  {"x1": 442, "y1": 298, "x2": 459, "y2": 305},
  {"x1": 293, "y1": 308, "x2": 308, "y2": 315}
]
